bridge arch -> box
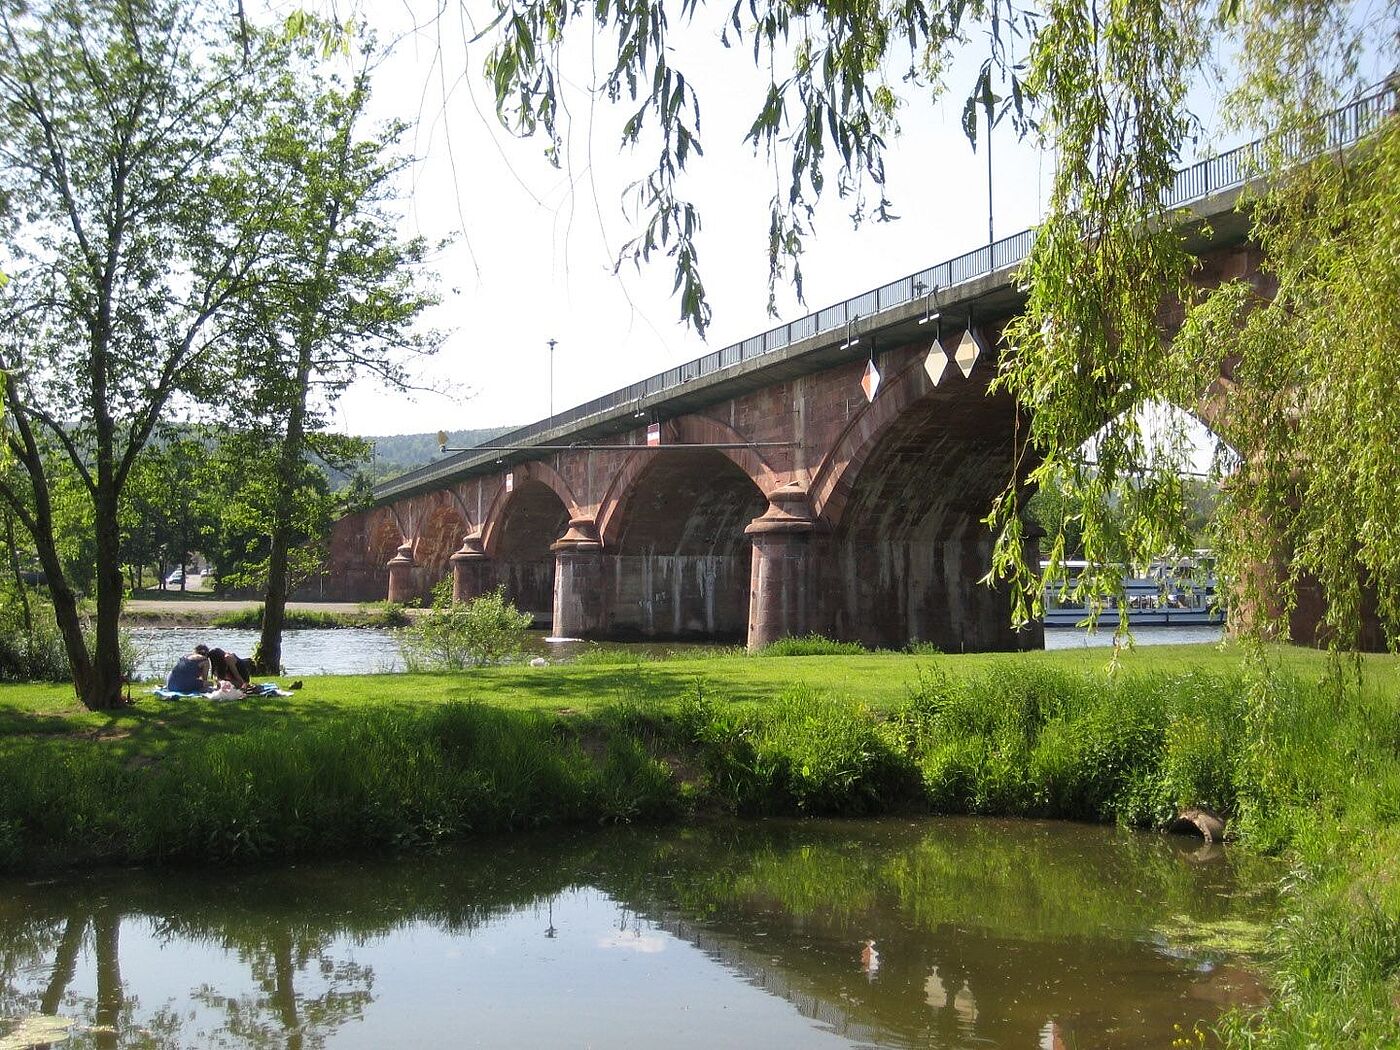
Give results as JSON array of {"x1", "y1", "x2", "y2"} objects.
[
  {"x1": 480, "y1": 461, "x2": 579, "y2": 556},
  {"x1": 810, "y1": 340, "x2": 961, "y2": 530},
  {"x1": 415, "y1": 495, "x2": 469, "y2": 580},
  {"x1": 480, "y1": 472, "x2": 572, "y2": 622},
  {"x1": 366, "y1": 507, "x2": 402, "y2": 567},
  {"x1": 595, "y1": 415, "x2": 778, "y2": 548},
  {"x1": 809, "y1": 332, "x2": 1038, "y2": 651},
  {"x1": 599, "y1": 447, "x2": 768, "y2": 640}
]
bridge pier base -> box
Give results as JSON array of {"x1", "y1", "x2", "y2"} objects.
[
  {"x1": 745, "y1": 484, "x2": 824, "y2": 651},
  {"x1": 552, "y1": 518, "x2": 605, "y2": 638},
  {"x1": 450, "y1": 533, "x2": 493, "y2": 603},
  {"x1": 386, "y1": 543, "x2": 416, "y2": 604}
]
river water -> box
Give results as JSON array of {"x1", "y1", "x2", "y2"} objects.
[
  {"x1": 129, "y1": 625, "x2": 1225, "y2": 680},
  {"x1": 0, "y1": 817, "x2": 1272, "y2": 1049}
]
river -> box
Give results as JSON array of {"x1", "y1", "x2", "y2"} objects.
[
  {"x1": 129, "y1": 625, "x2": 1225, "y2": 680},
  {"x1": 0, "y1": 817, "x2": 1272, "y2": 1049}
]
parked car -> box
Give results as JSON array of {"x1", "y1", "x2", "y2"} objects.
[{"x1": 165, "y1": 568, "x2": 185, "y2": 587}]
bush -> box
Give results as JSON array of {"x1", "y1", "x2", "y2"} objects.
[
  {"x1": 751, "y1": 633, "x2": 867, "y2": 657},
  {"x1": 0, "y1": 616, "x2": 72, "y2": 682},
  {"x1": 397, "y1": 584, "x2": 532, "y2": 670},
  {"x1": 0, "y1": 597, "x2": 138, "y2": 683}
]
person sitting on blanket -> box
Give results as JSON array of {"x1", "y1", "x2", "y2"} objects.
[
  {"x1": 165, "y1": 644, "x2": 213, "y2": 693},
  {"x1": 207, "y1": 647, "x2": 254, "y2": 690}
]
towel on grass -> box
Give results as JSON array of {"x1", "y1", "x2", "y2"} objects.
[
  {"x1": 152, "y1": 687, "x2": 210, "y2": 700},
  {"x1": 152, "y1": 683, "x2": 293, "y2": 701}
]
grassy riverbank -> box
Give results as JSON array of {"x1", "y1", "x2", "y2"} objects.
[
  {"x1": 120, "y1": 598, "x2": 414, "y2": 628},
  {"x1": 1, "y1": 642, "x2": 1398, "y2": 1042}
]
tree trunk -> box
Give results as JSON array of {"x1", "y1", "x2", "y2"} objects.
[
  {"x1": 40, "y1": 915, "x2": 85, "y2": 1015},
  {"x1": 271, "y1": 931, "x2": 302, "y2": 1046},
  {"x1": 4, "y1": 509, "x2": 33, "y2": 635},
  {"x1": 255, "y1": 345, "x2": 312, "y2": 676},
  {"x1": 15, "y1": 479, "x2": 97, "y2": 705},
  {"x1": 93, "y1": 907, "x2": 123, "y2": 1050},
  {"x1": 87, "y1": 486, "x2": 128, "y2": 710}
]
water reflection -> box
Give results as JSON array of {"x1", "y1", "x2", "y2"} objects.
[{"x1": 0, "y1": 819, "x2": 1273, "y2": 1048}]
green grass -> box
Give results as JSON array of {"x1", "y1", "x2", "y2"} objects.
[
  {"x1": 209, "y1": 603, "x2": 411, "y2": 629},
  {"x1": 2, "y1": 640, "x2": 1399, "y2": 1044}
]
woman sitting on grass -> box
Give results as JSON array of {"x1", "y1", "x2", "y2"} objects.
[
  {"x1": 165, "y1": 645, "x2": 212, "y2": 693},
  {"x1": 207, "y1": 647, "x2": 254, "y2": 690}
]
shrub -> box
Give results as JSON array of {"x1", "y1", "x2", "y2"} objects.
[
  {"x1": 397, "y1": 584, "x2": 533, "y2": 670},
  {"x1": 752, "y1": 633, "x2": 867, "y2": 657},
  {"x1": 0, "y1": 600, "x2": 137, "y2": 683},
  {"x1": 0, "y1": 616, "x2": 71, "y2": 682}
]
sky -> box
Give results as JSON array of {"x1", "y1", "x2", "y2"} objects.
[{"x1": 316, "y1": 2, "x2": 1250, "y2": 439}]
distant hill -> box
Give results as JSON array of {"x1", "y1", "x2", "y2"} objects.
[{"x1": 350, "y1": 428, "x2": 516, "y2": 484}]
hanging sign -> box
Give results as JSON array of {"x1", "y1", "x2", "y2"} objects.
[
  {"x1": 955, "y1": 326, "x2": 982, "y2": 378},
  {"x1": 924, "y1": 344, "x2": 949, "y2": 386},
  {"x1": 861, "y1": 359, "x2": 881, "y2": 402},
  {"x1": 646, "y1": 421, "x2": 661, "y2": 446}
]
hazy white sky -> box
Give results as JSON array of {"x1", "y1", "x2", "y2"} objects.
[{"x1": 324, "y1": 2, "x2": 1243, "y2": 437}]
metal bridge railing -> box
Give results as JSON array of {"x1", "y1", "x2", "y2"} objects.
[{"x1": 376, "y1": 87, "x2": 1395, "y2": 501}]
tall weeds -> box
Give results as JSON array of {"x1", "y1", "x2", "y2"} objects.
[
  {"x1": 0, "y1": 703, "x2": 681, "y2": 868},
  {"x1": 210, "y1": 604, "x2": 411, "y2": 629}
]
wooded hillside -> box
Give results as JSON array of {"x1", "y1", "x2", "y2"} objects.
[{"x1": 352, "y1": 428, "x2": 515, "y2": 484}]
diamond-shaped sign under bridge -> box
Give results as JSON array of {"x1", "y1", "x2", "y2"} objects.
[
  {"x1": 954, "y1": 327, "x2": 982, "y2": 378},
  {"x1": 924, "y1": 345, "x2": 949, "y2": 386},
  {"x1": 861, "y1": 359, "x2": 881, "y2": 402}
]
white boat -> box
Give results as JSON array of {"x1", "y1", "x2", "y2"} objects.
[{"x1": 1041, "y1": 557, "x2": 1224, "y2": 629}]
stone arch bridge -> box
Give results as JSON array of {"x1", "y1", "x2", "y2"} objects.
[{"x1": 322, "y1": 92, "x2": 1388, "y2": 651}]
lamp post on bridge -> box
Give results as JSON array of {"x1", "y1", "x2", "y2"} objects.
[
  {"x1": 980, "y1": 81, "x2": 1001, "y2": 247},
  {"x1": 967, "y1": 62, "x2": 1002, "y2": 249},
  {"x1": 547, "y1": 337, "x2": 557, "y2": 427}
]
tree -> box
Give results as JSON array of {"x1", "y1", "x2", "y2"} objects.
[
  {"x1": 119, "y1": 435, "x2": 215, "y2": 592},
  {"x1": 341, "y1": 469, "x2": 377, "y2": 515},
  {"x1": 219, "y1": 27, "x2": 437, "y2": 674},
  {"x1": 474, "y1": 0, "x2": 1400, "y2": 649},
  {"x1": 0, "y1": 0, "x2": 281, "y2": 709},
  {"x1": 200, "y1": 429, "x2": 349, "y2": 600}
]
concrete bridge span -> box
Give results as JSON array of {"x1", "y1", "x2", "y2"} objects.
[{"x1": 323, "y1": 90, "x2": 1391, "y2": 651}]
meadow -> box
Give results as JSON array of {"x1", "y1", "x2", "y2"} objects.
[{"x1": 1, "y1": 640, "x2": 1398, "y2": 1045}]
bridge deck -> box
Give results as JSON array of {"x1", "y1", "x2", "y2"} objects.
[{"x1": 372, "y1": 89, "x2": 1391, "y2": 505}]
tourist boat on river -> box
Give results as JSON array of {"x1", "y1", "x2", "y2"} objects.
[{"x1": 1041, "y1": 557, "x2": 1224, "y2": 628}]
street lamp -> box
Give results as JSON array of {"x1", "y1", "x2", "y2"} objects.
[
  {"x1": 976, "y1": 77, "x2": 1003, "y2": 246},
  {"x1": 547, "y1": 338, "x2": 557, "y2": 425}
]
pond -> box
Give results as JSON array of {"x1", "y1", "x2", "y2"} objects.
[
  {"x1": 129, "y1": 624, "x2": 1225, "y2": 680},
  {"x1": 0, "y1": 818, "x2": 1273, "y2": 1049}
]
